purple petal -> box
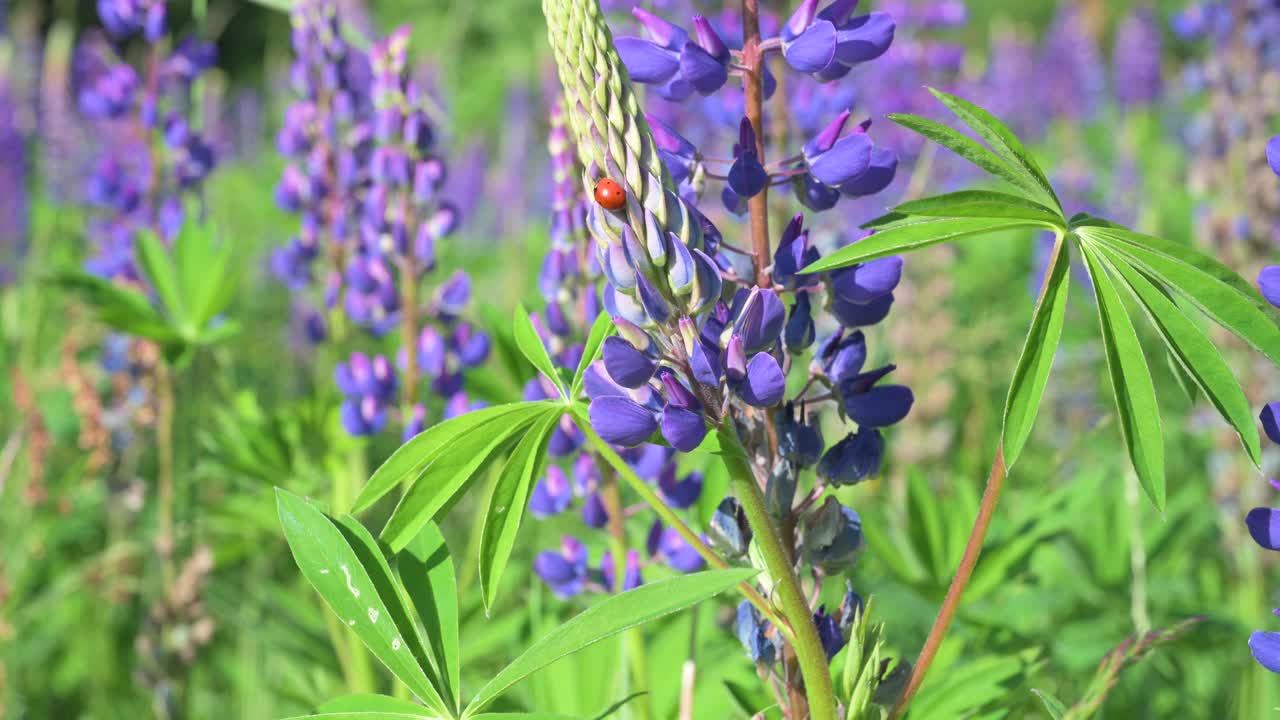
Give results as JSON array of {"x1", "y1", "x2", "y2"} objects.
[
  {"x1": 728, "y1": 151, "x2": 769, "y2": 198},
  {"x1": 807, "y1": 132, "x2": 873, "y2": 188},
  {"x1": 1259, "y1": 266, "x2": 1280, "y2": 309},
  {"x1": 832, "y1": 256, "x2": 903, "y2": 304},
  {"x1": 659, "y1": 469, "x2": 703, "y2": 509},
  {"x1": 530, "y1": 466, "x2": 573, "y2": 517},
  {"x1": 617, "y1": 38, "x2": 680, "y2": 83},
  {"x1": 661, "y1": 404, "x2": 708, "y2": 451},
  {"x1": 632, "y1": 7, "x2": 687, "y2": 48},
  {"x1": 734, "y1": 287, "x2": 787, "y2": 353},
  {"x1": 738, "y1": 353, "x2": 786, "y2": 407},
  {"x1": 602, "y1": 336, "x2": 657, "y2": 388},
  {"x1": 1264, "y1": 402, "x2": 1280, "y2": 446},
  {"x1": 589, "y1": 396, "x2": 658, "y2": 447},
  {"x1": 1251, "y1": 631, "x2": 1280, "y2": 673},
  {"x1": 582, "y1": 492, "x2": 609, "y2": 528},
  {"x1": 680, "y1": 44, "x2": 728, "y2": 94},
  {"x1": 838, "y1": 146, "x2": 898, "y2": 197},
  {"x1": 1268, "y1": 137, "x2": 1280, "y2": 178},
  {"x1": 831, "y1": 292, "x2": 895, "y2": 327},
  {"x1": 805, "y1": 109, "x2": 852, "y2": 157},
  {"x1": 844, "y1": 384, "x2": 914, "y2": 427},
  {"x1": 833, "y1": 13, "x2": 896, "y2": 65},
  {"x1": 1247, "y1": 507, "x2": 1280, "y2": 551},
  {"x1": 783, "y1": 20, "x2": 837, "y2": 74}
]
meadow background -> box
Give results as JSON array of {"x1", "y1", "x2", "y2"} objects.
[{"x1": 2, "y1": 0, "x2": 1279, "y2": 718}]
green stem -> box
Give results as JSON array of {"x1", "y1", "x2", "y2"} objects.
[
  {"x1": 577, "y1": 418, "x2": 787, "y2": 632},
  {"x1": 600, "y1": 472, "x2": 652, "y2": 720},
  {"x1": 717, "y1": 426, "x2": 837, "y2": 720},
  {"x1": 155, "y1": 360, "x2": 176, "y2": 585}
]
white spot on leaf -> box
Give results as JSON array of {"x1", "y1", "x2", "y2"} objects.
[
  {"x1": 391, "y1": 637, "x2": 401, "y2": 650},
  {"x1": 368, "y1": 608, "x2": 379, "y2": 623},
  {"x1": 340, "y1": 564, "x2": 360, "y2": 598}
]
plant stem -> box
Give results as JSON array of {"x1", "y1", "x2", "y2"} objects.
[
  {"x1": 155, "y1": 359, "x2": 176, "y2": 584},
  {"x1": 718, "y1": 426, "x2": 836, "y2": 720},
  {"x1": 577, "y1": 419, "x2": 787, "y2": 631},
  {"x1": 600, "y1": 472, "x2": 653, "y2": 720},
  {"x1": 892, "y1": 446, "x2": 1008, "y2": 718},
  {"x1": 740, "y1": 0, "x2": 771, "y2": 289}
]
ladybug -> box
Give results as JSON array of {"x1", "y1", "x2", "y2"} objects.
[{"x1": 594, "y1": 178, "x2": 626, "y2": 211}]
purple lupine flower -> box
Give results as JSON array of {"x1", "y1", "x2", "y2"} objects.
[
  {"x1": 1262, "y1": 403, "x2": 1280, "y2": 446},
  {"x1": 837, "y1": 364, "x2": 914, "y2": 427},
  {"x1": 818, "y1": 426, "x2": 884, "y2": 485},
  {"x1": 650, "y1": 524, "x2": 707, "y2": 572},
  {"x1": 813, "y1": 606, "x2": 844, "y2": 660},
  {"x1": 535, "y1": 536, "x2": 590, "y2": 597},
  {"x1": 657, "y1": 466, "x2": 702, "y2": 509},
  {"x1": 781, "y1": 0, "x2": 895, "y2": 80},
  {"x1": 601, "y1": 549, "x2": 644, "y2": 592},
  {"x1": 803, "y1": 497, "x2": 862, "y2": 571},
  {"x1": 530, "y1": 465, "x2": 574, "y2": 517},
  {"x1": 1259, "y1": 266, "x2": 1280, "y2": 308},
  {"x1": 736, "y1": 600, "x2": 779, "y2": 664},
  {"x1": 616, "y1": 8, "x2": 730, "y2": 101},
  {"x1": 1113, "y1": 6, "x2": 1163, "y2": 108},
  {"x1": 0, "y1": 74, "x2": 28, "y2": 283}
]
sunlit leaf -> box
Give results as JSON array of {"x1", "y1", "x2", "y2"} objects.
[
  {"x1": 275, "y1": 490, "x2": 451, "y2": 717},
  {"x1": 464, "y1": 569, "x2": 757, "y2": 716},
  {"x1": 134, "y1": 230, "x2": 186, "y2": 327},
  {"x1": 927, "y1": 87, "x2": 1062, "y2": 213},
  {"x1": 571, "y1": 312, "x2": 615, "y2": 399},
  {"x1": 1002, "y1": 235, "x2": 1071, "y2": 468},
  {"x1": 1079, "y1": 245, "x2": 1165, "y2": 510},
  {"x1": 479, "y1": 410, "x2": 562, "y2": 610},
  {"x1": 1030, "y1": 689, "x2": 1067, "y2": 719},
  {"x1": 513, "y1": 304, "x2": 566, "y2": 398},
  {"x1": 891, "y1": 190, "x2": 1063, "y2": 225},
  {"x1": 887, "y1": 113, "x2": 1048, "y2": 204},
  {"x1": 399, "y1": 524, "x2": 462, "y2": 710},
  {"x1": 1095, "y1": 243, "x2": 1261, "y2": 466},
  {"x1": 802, "y1": 217, "x2": 1050, "y2": 275}
]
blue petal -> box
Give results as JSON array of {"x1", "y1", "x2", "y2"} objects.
[
  {"x1": 838, "y1": 146, "x2": 898, "y2": 196},
  {"x1": 1247, "y1": 507, "x2": 1280, "y2": 551},
  {"x1": 833, "y1": 12, "x2": 896, "y2": 65},
  {"x1": 589, "y1": 396, "x2": 658, "y2": 446},
  {"x1": 783, "y1": 20, "x2": 838, "y2": 74},
  {"x1": 661, "y1": 404, "x2": 708, "y2": 451},
  {"x1": 1251, "y1": 631, "x2": 1280, "y2": 673},
  {"x1": 602, "y1": 336, "x2": 657, "y2": 388},
  {"x1": 831, "y1": 256, "x2": 903, "y2": 303},
  {"x1": 843, "y1": 384, "x2": 913, "y2": 427},
  {"x1": 1263, "y1": 402, "x2": 1280, "y2": 446},
  {"x1": 728, "y1": 150, "x2": 769, "y2": 198},
  {"x1": 1260, "y1": 265, "x2": 1280, "y2": 309},
  {"x1": 808, "y1": 132, "x2": 872, "y2": 188},
  {"x1": 680, "y1": 44, "x2": 728, "y2": 94},
  {"x1": 831, "y1": 292, "x2": 894, "y2": 327},
  {"x1": 738, "y1": 352, "x2": 786, "y2": 407},
  {"x1": 1268, "y1": 137, "x2": 1280, "y2": 178},
  {"x1": 616, "y1": 38, "x2": 680, "y2": 83}
]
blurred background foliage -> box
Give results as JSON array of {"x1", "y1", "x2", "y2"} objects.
[{"x1": 2, "y1": 0, "x2": 1280, "y2": 718}]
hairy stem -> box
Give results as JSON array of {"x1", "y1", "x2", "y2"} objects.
[
  {"x1": 893, "y1": 446, "x2": 1008, "y2": 717},
  {"x1": 578, "y1": 419, "x2": 787, "y2": 631},
  {"x1": 740, "y1": 0, "x2": 771, "y2": 289},
  {"x1": 600, "y1": 473, "x2": 653, "y2": 720},
  {"x1": 718, "y1": 426, "x2": 836, "y2": 720}
]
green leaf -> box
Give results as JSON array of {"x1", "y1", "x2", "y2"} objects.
[
  {"x1": 927, "y1": 87, "x2": 1061, "y2": 213},
  {"x1": 275, "y1": 490, "x2": 451, "y2": 717},
  {"x1": 1030, "y1": 689, "x2": 1067, "y2": 719},
  {"x1": 134, "y1": 230, "x2": 187, "y2": 327},
  {"x1": 479, "y1": 409, "x2": 562, "y2": 610},
  {"x1": 890, "y1": 190, "x2": 1063, "y2": 225},
  {"x1": 514, "y1": 304, "x2": 566, "y2": 398},
  {"x1": 380, "y1": 408, "x2": 547, "y2": 552},
  {"x1": 801, "y1": 217, "x2": 1051, "y2": 275},
  {"x1": 1094, "y1": 244, "x2": 1262, "y2": 466},
  {"x1": 280, "y1": 713, "x2": 437, "y2": 720},
  {"x1": 1079, "y1": 244, "x2": 1166, "y2": 510},
  {"x1": 571, "y1": 312, "x2": 616, "y2": 399},
  {"x1": 53, "y1": 271, "x2": 181, "y2": 342},
  {"x1": 1001, "y1": 235, "x2": 1071, "y2": 468},
  {"x1": 355, "y1": 402, "x2": 551, "y2": 513},
  {"x1": 887, "y1": 113, "x2": 1048, "y2": 203},
  {"x1": 399, "y1": 525, "x2": 462, "y2": 711},
  {"x1": 464, "y1": 569, "x2": 757, "y2": 716},
  {"x1": 318, "y1": 694, "x2": 438, "y2": 715},
  {"x1": 1078, "y1": 225, "x2": 1280, "y2": 368}
]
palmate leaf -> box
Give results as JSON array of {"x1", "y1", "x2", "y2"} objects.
[
  {"x1": 354, "y1": 402, "x2": 554, "y2": 513},
  {"x1": 380, "y1": 403, "x2": 563, "y2": 552},
  {"x1": 463, "y1": 569, "x2": 757, "y2": 717},
  {"x1": 1091, "y1": 243, "x2": 1261, "y2": 465},
  {"x1": 479, "y1": 412, "x2": 562, "y2": 610},
  {"x1": 514, "y1": 304, "x2": 567, "y2": 399},
  {"x1": 135, "y1": 230, "x2": 187, "y2": 328},
  {"x1": 398, "y1": 524, "x2": 462, "y2": 711},
  {"x1": 570, "y1": 311, "x2": 615, "y2": 399},
  {"x1": 275, "y1": 490, "x2": 453, "y2": 718},
  {"x1": 801, "y1": 217, "x2": 1054, "y2": 275},
  {"x1": 1079, "y1": 244, "x2": 1166, "y2": 510},
  {"x1": 889, "y1": 190, "x2": 1063, "y2": 225},
  {"x1": 1001, "y1": 234, "x2": 1071, "y2": 467}
]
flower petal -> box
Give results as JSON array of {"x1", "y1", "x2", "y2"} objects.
[
  {"x1": 616, "y1": 38, "x2": 680, "y2": 83},
  {"x1": 834, "y1": 12, "x2": 896, "y2": 65},
  {"x1": 1259, "y1": 265, "x2": 1280, "y2": 309},
  {"x1": 738, "y1": 352, "x2": 786, "y2": 407},
  {"x1": 1247, "y1": 507, "x2": 1280, "y2": 551},
  {"x1": 843, "y1": 384, "x2": 913, "y2": 427},
  {"x1": 1251, "y1": 631, "x2": 1280, "y2": 673},
  {"x1": 680, "y1": 43, "x2": 728, "y2": 94},
  {"x1": 1264, "y1": 402, "x2": 1280, "y2": 446},
  {"x1": 589, "y1": 395, "x2": 658, "y2": 446},
  {"x1": 783, "y1": 20, "x2": 838, "y2": 74},
  {"x1": 661, "y1": 404, "x2": 708, "y2": 451},
  {"x1": 807, "y1": 132, "x2": 872, "y2": 188},
  {"x1": 602, "y1": 336, "x2": 657, "y2": 388}
]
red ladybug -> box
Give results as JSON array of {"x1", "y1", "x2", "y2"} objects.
[{"x1": 594, "y1": 178, "x2": 626, "y2": 211}]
